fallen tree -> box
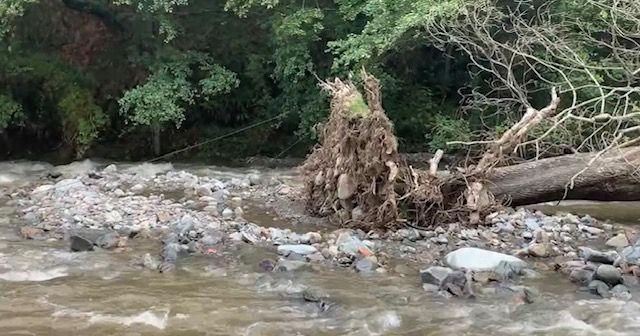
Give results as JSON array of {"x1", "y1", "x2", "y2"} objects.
[{"x1": 302, "y1": 71, "x2": 640, "y2": 230}]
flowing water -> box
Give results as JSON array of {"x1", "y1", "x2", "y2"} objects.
[{"x1": 1, "y1": 161, "x2": 640, "y2": 335}]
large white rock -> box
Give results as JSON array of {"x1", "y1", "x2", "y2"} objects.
[
  {"x1": 277, "y1": 244, "x2": 318, "y2": 255},
  {"x1": 445, "y1": 247, "x2": 525, "y2": 271}
]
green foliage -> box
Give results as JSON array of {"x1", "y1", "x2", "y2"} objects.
[
  {"x1": 329, "y1": 0, "x2": 468, "y2": 71},
  {"x1": 119, "y1": 52, "x2": 238, "y2": 128},
  {"x1": 427, "y1": 115, "x2": 470, "y2": 151},
  {"x1": 0, "y1": 0, "x2": 37, "y2": 40},
  {"x1": 0, "y1": 93, "x2": 23, "y2": 128},
  {"x1": 58, "y1": 89, "x2": 108, "y2": 156}
]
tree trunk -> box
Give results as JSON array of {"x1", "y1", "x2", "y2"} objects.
[
  {"x1": 152, "y1": 122, "x2": 161, "y2": 156},
  {"x1": 487, "y1": 147, "x2": 640, "y2": 205}
]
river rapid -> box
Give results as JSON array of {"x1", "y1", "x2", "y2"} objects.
[{"x1": 1, "y1": 160, "x2": 640, "y2": 335}]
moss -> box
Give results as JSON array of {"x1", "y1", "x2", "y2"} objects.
[{"x1": 346, "y1": 93, "x2": 370, "y2": 119}]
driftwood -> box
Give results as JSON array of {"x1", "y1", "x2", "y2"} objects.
[
  {"x1": 302, "y1": 71, "x2": 640, "y2": 230},
  {"x1": 488, "y1": 147, "x2": 640, "y2": 205}
]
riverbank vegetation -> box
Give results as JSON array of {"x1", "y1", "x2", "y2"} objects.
[{"x1": 0, "y1": 0, "x2": 638, "y2": 164}]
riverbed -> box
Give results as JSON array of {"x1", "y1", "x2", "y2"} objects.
[{"x1": 1, "y1": 160, "x2": 640, "y2": 335}]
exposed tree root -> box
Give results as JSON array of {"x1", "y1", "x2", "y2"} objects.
[{"x1": 302, "y1": 72, "x2": 636, "y2": 230}]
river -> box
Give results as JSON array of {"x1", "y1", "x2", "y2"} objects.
[{"x1": 1, "y1": 160, "x2": 640, "y2": 335}]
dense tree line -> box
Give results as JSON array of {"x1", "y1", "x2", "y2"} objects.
[{"x1": 0, "y1": 0, "x2": 638, "y2": 163}]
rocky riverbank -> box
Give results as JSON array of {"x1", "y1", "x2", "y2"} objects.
[{"x1": 6, "y1": 160, "x2": 640, "y2": 304}]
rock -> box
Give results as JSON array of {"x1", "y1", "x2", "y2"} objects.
[
  {"x1": 619, "y1": 246, "x2": 640, "y2": 265},
  {"x1": 337, "y1": 174, "x2": 356, "y2": 200},
  {"x1": 622, "y1": 275, "x2": 639, "y2": 287},
  {"x1": 95, "y1": 232, "x2": 122, "y2": 249},
  {"x1": 422, "y1": 284, "x2": 440, "y2": 293},
  {"x1": 606, "y1": 234, "x2": 629, "y2": 248},
  {"x1": 103, "y1": 164, "x2": 118, "y2": 173},
  {"x1": 104, "y1": 210, "x2": 123, "y2": 224},
  {"x1": 31, "y1": 184, "x2": 53, "y2": 196},
  {"x1": 528, "y1": 243, "x2": 550, "y2": 257},
  {"x1": 611, "y1": 284, "x2": 632, "y2": 300},
  {"x1": 201, "y1": 231, "x2": 224, "y2": 246},
  {"x1": 445, "y1": 247, "x2": 526, "y2": 272},
  {"x1": 569, "y1": 268, "x2": 594, "y2": 286},
  {"x1": 580, "y1": 225, "x2": 604, "y2": 235},
  {"x1": 434, "y1": 235, "x2": 448, "y2": 245},
  {"x1": 222, "y1": 208, "x2": 234, "y2": 220},
  {"x1": 142, "y1": 253, "x2": 160, "y2": 270},
  {"x1": 203, "y1": 205, "x2": 219, "y2": 216},
  {"x1": 130, "y1": 184, "x2": 144, "y2": 194},
  {"x1": 579, "y1": 247, "x2": 617, "y2": 264},
  {"x1": 196, "y1": 185, "x2": 213, "y2": 197},
  {"x1": 70, "y1": 235, "x2": 94, "y2": 252},
  {"x1": 588, "y1": 280, "x2": 611, "y2": 298},
  {"x1": 595, "y1": 264, "x2": 622, "y2": 286},
  {"x1": 440, "y1": 271, "x2": 474, "y2": 297},
  {"x1": 248, "y1": 173, "x2": 262, "y2": 186},
  {"x1": 336, "y1": 231, "x2": 366, "y2": 255},
  {"x1": 351, "y1": 207, "x2": 364, "y2": 222},
  {"x1": 420, "y1": 266, "x2": 453, "y2": 286},
  {"x1": 274, "y1": 259, "x2": 309, "y2": 272},
  {"x1": 234, "y1": 206, "x2": 244, "y2": 219},
  {"x1": 494, "y1": 260, "x2": 526, "y2": 280},
  {"x1": 20, "y1": 227, "x2": 45, "y2": 240},
  {"x1": 533, "y1": 228, "x2": 550, "y2": 243},
  {"x1": 525, "y1": 218, "x2": 540, "y2": 231},
  {"x1": 259, "y1": 259, "x2": 276, "y2": 272},
  {"x1": 54, "y1": 179, "x2": 83, "y2": 194},
  {"x1": 355, "y1": 258, "x2": 378, "y2": 274},
  {"x1": 495, "y1": 222, "x2": 515, "y2": 233},
  {"x1": 277, "y1": 244, "x2": 318, "y2": 256}
]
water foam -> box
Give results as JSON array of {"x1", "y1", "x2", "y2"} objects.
[{"x1": 0, "y1": 268, "x2": 68, "y2": 281}]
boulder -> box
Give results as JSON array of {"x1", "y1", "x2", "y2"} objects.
[
  {"x1": 277, "y1": 244, "x2": 318, "y2": 256},
  {"x1": 588, "y1": 280, "x2": 610, "y2": 298},
  {"x1": 445, "y1": 247, "x2": 526, "y2": 272},
  {"x1": 606, "y1": 234, "x2": 630, "y2": 248},
  {"x1": 595, "y1": 264, "x2": 622, "y2": 286}
]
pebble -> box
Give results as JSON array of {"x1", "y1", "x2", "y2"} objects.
[{"x1": 70, "y1": 235, "x2": 94, "y2": 252}]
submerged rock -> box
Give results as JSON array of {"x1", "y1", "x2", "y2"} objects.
[
  {"x1": 355, "y1": 258, "x2": 378, "y2": 274},
  {"x1": 20, "y1": 227, "x2": 45, "y2": 240},
  {"x1": 588, "y1": 280, "x2": 611, "y2": 298},
  {"x1": 445, "y1": 247, "x2": 525, "y2": 272},
  {"x1": 70, "y1": 235, "x2": 94, "y2": 252},
  {"x1": 420, "y1": 266, "x2": 453, "y2": 287},
  {"x1": 611, "y1": 284, "x2": 632, "y2": 300}
]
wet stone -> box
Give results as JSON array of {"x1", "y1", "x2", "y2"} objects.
[
  {"x1": 569, "y1": 268, "x2": 594, "y2": 286},
  {"x1": 70, "y1": 235, "x2": 94, "y2": 252},
  {"x1": 420, "y1": 266, "x2": 453, "y2": 287},
  {"x1": 611, "y1": 284, "x2": 632, "y2": 300},
  {"x1": 595, "y1": 264, "x2": 622, "y2": 286},
  {"x1": 95, "y1": 232, "x2": 120, "y2": 249},
  {"x1": 355, "y1": 258, "x2": 378, "y2": 274},
  {"x1": 579, "y1": 247, "x2": 617, "y2": 264},
  {"x1": 588, "y1": 280, "x2": 611, "y2": 298}
]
